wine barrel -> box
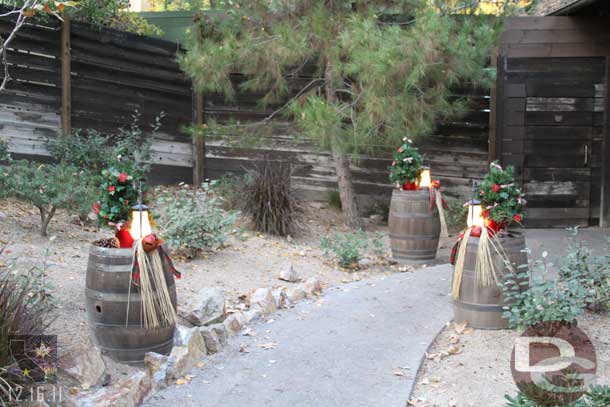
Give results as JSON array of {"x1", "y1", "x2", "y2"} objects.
[
  {"x1": 85, "y1": 246, "x2": 177, "y2": 364},
  {"x1": 388, "y1": 189, "x2": 441, "y2": 261},
  {"x1": 453, "y1": 233, "x2": 528, "y2": 330}
]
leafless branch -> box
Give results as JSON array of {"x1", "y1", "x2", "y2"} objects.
[{"x1": 0, "y1": 0, "x2": 38, "y2": 92}]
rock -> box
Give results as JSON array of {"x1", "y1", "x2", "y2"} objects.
[
  {"x1": 199, "y1": 323, "x2": 228, "y2": 354},
  {"x1": 179, "y1": 287, "x2": 226, "y2": 326},
  {"x1": 272, "y1": 289, "x2": 290, "y2": 309},
  {"x1": 303, "y1": 277, "x2": 323, "y2": 296},
  {"x1": 166, "y1": 326, "x2": 207, "y2": 380},
  {"x1": 358, "y1": 257, "x2": 375, "y2": 268},
  {"x1": 144, "y1": 352, "x2": 168, "y2": 392},
  {"x1": 58, "y1": 344, "x2": 110, "y2": 389},
  {"x1": 278, "y1": 264, "x2": 299, "y2": 282},
  {"x1": 250, "y1": 287, "x2": 277, "y2": 316},
  {"x1": 244, "y1": 309, "x2": 261, "y2": 323},
  {"x1": 69, "y1": 371, "x2": 151, "y2": 407},
  {"x1": 286, "y1": 286, "x2": 307, "y2": 302},
  {"x1": 173, "y1": 324, "x2": 192, "y2": 346},
  {"x1": 223, "y1": 311, "x2": 248, "y2": 335},
  {"x1": 369, "y1": 214, "x2": 383, "y2": 222}
]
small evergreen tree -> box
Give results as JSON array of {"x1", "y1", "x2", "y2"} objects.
[{"x1": 180, "y1": 0, "x2": 514, "y2": 227}]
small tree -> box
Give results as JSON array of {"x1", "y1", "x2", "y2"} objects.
[
  {"x1": 180, "y1": 0, "x2": 513, "y2": 227},
  {"x1": 0, "y1": 159, "x2": 93, "y2": 236}
]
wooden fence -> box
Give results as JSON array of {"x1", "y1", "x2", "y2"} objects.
[{"x1": 0, "y1": 9, "x2": 490, "y2": 207}]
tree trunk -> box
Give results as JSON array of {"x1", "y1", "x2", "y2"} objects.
[
  {"x1": 39, "y1": 206, "x2": 56, "y2": 237},
  {"x1": 324, "y1": 60, "x2": 362, "y2": 229}
]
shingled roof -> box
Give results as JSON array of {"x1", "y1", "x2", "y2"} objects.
[{"x1": 531, "y1": 0, "x2": 596, "y2": 15}]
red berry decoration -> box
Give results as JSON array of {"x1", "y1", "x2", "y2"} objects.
[{"x1": 492, "y1": 184, "x2": 501, "y2": 193}]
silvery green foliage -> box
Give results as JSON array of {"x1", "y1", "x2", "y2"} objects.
[
  {"x1": 321, "y1": 230, "x2": 370, "y2": 268},
  {"x1": 155, "y1": 185, "x2": 238, "y2": 257}
]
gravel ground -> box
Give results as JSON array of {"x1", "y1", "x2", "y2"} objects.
[
  {"x1": 0, "y1": 196, "x2": 452, "y2": 389},
  {"x1": 410, "y1": 228, "x2": 610, "y2": 407}
]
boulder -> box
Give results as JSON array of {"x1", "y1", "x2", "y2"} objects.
[
  {"x1": 199, "y1": 323, "x2": 228, "y2": 354},
  {"x1": 278, "y1": 264, "x2": 299, "y2": 283},
  {"x1": 68, "y1": 371, "x2": 151, "y2": 407},
  {"x1": 272, "y1": 289, "x2": 290, "y2": 309},
  {"x1": 166, "y1": 327, "x2": 207, "y2": 381},
  {"x1": 58, "y1": 344, "x2": 110, "y2": 389},
  {"x1": 249, "y1": 288, "x2": 276, "y2": 316},
  {"x1": 179, "y1": 287, "x2": 226, "y2": 326},
  {"x1": 243, "y1": 308, "x2": 261, "y2": 323},
  {"x1": 286, "y1": 286, "x2": 307, "y2": 302},
  {"x1": 223, "y1": 311, "x2": 248, "y2": 335},
  {"x1": 144, "y1": 352, "x2": 169, "y2": 392},
  {"x1": 303, "y1": 277, "x2": 323, "y2": 296}
]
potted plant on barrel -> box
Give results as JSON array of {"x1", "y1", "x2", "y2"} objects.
[
  {"x1": 387, "y1": 138, "x2": 441, "y2": 261},
  {"x1": 478, "y1": 161, "x2": 526, "y2": 233},
  {"x1": 89, "y1": 160, "x2": 179, "y2": 364},
  {"x1": 451, "y1": 161, "x2": 528, "y2": 330}
]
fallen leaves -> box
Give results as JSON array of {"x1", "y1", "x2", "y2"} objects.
[{"x1": 256, "y1": 342, "x2": 278, "y2": 350}]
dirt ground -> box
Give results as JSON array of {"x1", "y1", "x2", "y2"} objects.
[
  {"x1": 0, "y1": 196, "x2": 452, "y2": 386},
  {"x1": 410, "y1": 313, "x2": 610, "y2": 407}
]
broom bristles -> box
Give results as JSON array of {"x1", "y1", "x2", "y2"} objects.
[
  {"x1": 435, "y1": 189, "x2": 449, "y2": 238},
  {"x1": 127, "y1": 240, "x2": 176, "y2": 329},
  {"x1": 451, "y1": 228, "x2": 472, "y2": 299}
]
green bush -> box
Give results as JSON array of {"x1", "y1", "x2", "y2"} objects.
[
  {"x1": 505, "y1": 385, "x2": 610, "y2": 407},
  {"x1": 445, "y1": 196, "x2": 468, "y2": 232},
  {"x1": 0, "y1": 160, "x2": 94, "y2": 236},
  {"x1": 327, "y1": 190, "x2": 342, "y2": 210},
  {"x1": 321, "y1": 230, "x2": 370, "y2": 268},
  {"x1": 155, "y1": 185, "x2": 238, "y2": 257},
  {"x1": 241, "y1": 164, "x2": 298, "y2": 236},
  {"x1": 502, "y1": 256, "x2": 587, "y2": 330},
  {"x1": 558, "y1": 244, "x2": 610, "y2": 313},
  {"x1": 208, "y1": 173, "x2": 251, "y2": 210},
  {"x1": 68, "y1": 0, "x2": 163, "y2": 37}
]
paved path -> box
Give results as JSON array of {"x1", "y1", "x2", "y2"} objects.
[{"x1": 144, "y1": 264, "x2": 452, "y2": 407}]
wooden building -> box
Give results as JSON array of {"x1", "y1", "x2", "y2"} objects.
[{"x1": 492, "y1": 0, "x2": 610, "y2": 227}]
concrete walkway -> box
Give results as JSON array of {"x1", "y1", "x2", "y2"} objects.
[{"x1": 144, "y1": 264, "x2": 453, "y2": 407}]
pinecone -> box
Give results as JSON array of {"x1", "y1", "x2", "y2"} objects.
[{"x1": 94, "y1": 237, "x2": 120, "y2": 248}]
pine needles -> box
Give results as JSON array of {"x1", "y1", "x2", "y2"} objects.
[{"x1": 242, "y1": 163, "x2": 299, "y2": 236}]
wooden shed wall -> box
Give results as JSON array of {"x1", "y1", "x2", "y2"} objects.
[
  {"x1": 494, "y1": 17, "x2": 610, "y2": 227},
  {"x1": 0, "y1": 12, "x2": 490, "y2": 207}
]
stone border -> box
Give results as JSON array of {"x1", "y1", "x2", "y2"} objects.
[{"x1": 64, "y1": 278, "x2": 323, "y2": 407}]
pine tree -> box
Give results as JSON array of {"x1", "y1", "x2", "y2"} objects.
[{"x1": 180, "y1": 0, "x2": 514, "y2": 228}]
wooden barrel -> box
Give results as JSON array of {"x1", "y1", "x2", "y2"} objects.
[
  {"x1": 388, "y1": 189, "x2": 441, "y2": 261},
  {"x1": 85, "y1": 246, "x2": 177, "y2": 364},
  {"x1": 452, "y1": 233, "x2": 528, "y2": 330}
]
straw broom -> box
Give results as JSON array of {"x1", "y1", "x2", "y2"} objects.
[{"x1": 126, "y1": 240, "x2": 176, "y2": 329}]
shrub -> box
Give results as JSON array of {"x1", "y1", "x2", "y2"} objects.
[
  {"x1": 321, "y1": 230, "x2": 370, "y2": 268},
  {"x1": 0, "y1": 242, "x2": 54, "y2": 405},
  {"x1": 505, "y1": 385, "x2": 610, "y2": 407},
  {"x1": 0, "y1": 139, "x2": 8, "y2": 161},
  {"x1": 48, "y1": 111, "x2": 161, "y2": 227},
  {"x1": 558, "y1": 243, "x2": 610, "y2": 313},
  {"x1": 208, "y1": 173, "x2": 251, "y2": 210},
  {"x1": 445, "y1": 196, "x2": 468, "y2": 232},
  {"x1": 155, "y1": 185, "x2": 238, "y2": 257},
  {"x1": 388, "y1": 138, "x2": 424, "y2": 188},
  {"x1": 327, "y1": 190, "x2": 342, "y2": 210},
  {"x1": 502, "y1": 254, "x2": 587, "y2": 330},
  {"x1": 0, "y1": 160, "x2": 95, "y2": 236},
  {"x1": 241, "y1": 163, "x2": 298, "y2": 236}
]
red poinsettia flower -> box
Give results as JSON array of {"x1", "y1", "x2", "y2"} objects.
[
  {"x1": 492, "y1": 184, "x2": 501, "y2": 193},
  {"x1": 93, "y1": 202, "x2": 101, "y2": 214},
  {"x1": 513, "y1": 214, "x2": 522, "y2": 222},
  {"x1": 117, "y1": 172, "x2": 129, "y2": 183},
  {"x1": 108, "y1": 185, "x2": 116, "y2": 193}
]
